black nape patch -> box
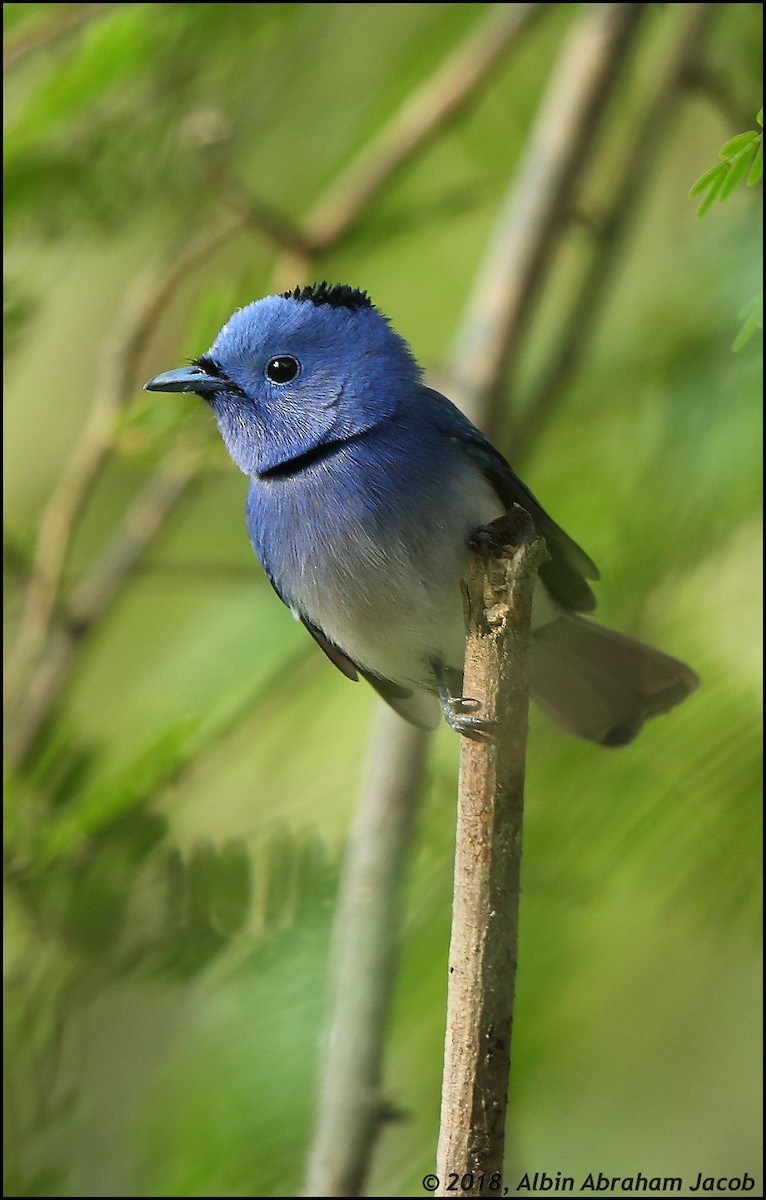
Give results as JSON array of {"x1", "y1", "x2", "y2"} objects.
[{"x1": 281, "y1": 281, "x2": 373, "y2": 312}]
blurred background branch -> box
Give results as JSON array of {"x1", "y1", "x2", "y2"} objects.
[
  {"x1": 5, "y1": 215, "x2": 246, "y2": 747},
  {"x1": 450, "y1": 0, "x2": 645, "y2": 421},
  {"x1": 3, "y1": 1, "x2": 119, "y2": 71},
  {"x1": 300, "y1": 2, "x2": 547, "y2": 252},
  {"x1": 269, "y1": 2, "x2": 548, "y2": 287},
  {"x1": 513, "y1": 2, "x2": 717, "y2": 457},
  {"x1": 302, "y1": 714, "x2": 429, "y2": 1197},
  {"x1": 7, "y1": 447, "x2": 203, "y2": 760}
]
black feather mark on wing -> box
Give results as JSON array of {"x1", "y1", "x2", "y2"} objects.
[
  {"x1": 478, "y1": 460, "x2": 598, "y2": 613},
  {"x1": 420, "y1": 387, "x2": 599, "y2": 614},
  {"x1": 255, "y1": 558, "x2": 359, "y2": 680},
  {"x1": 300, "y1": 617, "x2": 359, "y2": 681},
  {"x1": 302, "y1": 617, "x2": 438, "y2": 729}
]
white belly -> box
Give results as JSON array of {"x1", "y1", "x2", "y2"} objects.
[
  {"x1": 254, "y1": 447, "x2": 561, "y2": 692},
  {"x1": 283, "y1": 464, "x2": 507, "y2": 688}
]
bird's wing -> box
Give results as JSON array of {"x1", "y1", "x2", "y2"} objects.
[
  {"x1": 420, "y1": 386, "x2": 600, "y2": 613},
  {"x1": 300, "y1": 617, "x2": 359, "y2": 680},
  {"x1": 302, "y1": 618, "x2": 440, "y2": 728}
]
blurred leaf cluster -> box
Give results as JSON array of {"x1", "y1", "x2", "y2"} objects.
[{"x1": 4, "y1": 3, "x2": 763, "y2": 1197}]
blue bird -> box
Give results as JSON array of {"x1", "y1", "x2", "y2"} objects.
[{"x1": 145, "y1": 282, "x2": 698, "y2": 745}]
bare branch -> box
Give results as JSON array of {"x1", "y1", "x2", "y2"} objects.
[
  {"x1": 450, "y1": 2, "x2": 646, "y2": 425},
  {"x1": 4, "y1": 213, "x2": 246, "y2": 718},
  {"x1": 194, "y1": 133, "x2": 317, "y2": 258},
  {"x1": 3, "y1": 2, "x2": 120, "y2": 71},
  {"x1": 303, "y1": 4, "x2": 548, "y2": 252},
  {"x1": 436, "y1": 511, "x2": 547, "y2": 1190},
  {"x1": 513, "y1": 3, "x2": 718, "y2": 459},
  {"x1": 302, "y1": 710, "x2": 430, "y2": 1197},
  {"x1": 272, "y1": 3, "x2": 549, "y2": 292},
  {"x1": 300, "y1": 9, "x2": 653, "y2": 1190},
  {"x1": 6, "y1": 449, "x2": 202, "y2": 762},
  {"x1": 222, "y1": 189, "x2": 316, "y2": 258},
  {"x1": 70, "y1": 452, "x2": 201, "y2": 629}
]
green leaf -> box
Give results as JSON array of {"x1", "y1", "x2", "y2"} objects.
[
  {"x1": 719, "y1": 145, "x2": 757, "y2": 199},
  {"x1": 689, "y1": 162, "x2": 727, "y2": 197},
  {"x1": 747, "y1": 141, "x2": 763, "y2": 186},
  {"x1": 757, "y1": 107, "x2": 763, "y2": 127},
  {"x1": 719, "y1": 130, "x2": 759, "y2": 158},
  {"x1": 696, "y1": 166, "x2": 727, "y2": 217}
]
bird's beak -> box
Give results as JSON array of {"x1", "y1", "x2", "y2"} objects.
[{"x1": 143, "y1": 365, "x2": 221, "y2": 395}]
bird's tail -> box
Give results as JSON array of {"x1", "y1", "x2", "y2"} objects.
[{"x1": 530, "y1": 614, "x2": 698, "y2": 747}]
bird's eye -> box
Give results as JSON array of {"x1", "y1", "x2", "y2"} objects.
[{"x1": 265, "y1": 356, "x2": 300, "y2": 384}]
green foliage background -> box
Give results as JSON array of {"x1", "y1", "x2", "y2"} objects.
[{"x1": 4, "y1": 4, "x2": 762, "y2": 1197}]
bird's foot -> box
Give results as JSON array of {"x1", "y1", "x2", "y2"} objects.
[
  {"x1": 438, "y1": 689, "x2": 496, "y2": 742},
  {"x1": 447, "y1": 712, "x2": 496, "y2": 742},
  {"x1": 445, "y1": 694, "x2": 481, "y2": 714}
]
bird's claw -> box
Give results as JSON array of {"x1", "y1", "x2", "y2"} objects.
[
  {"x1": 445, "y1": 695, "x2": 482, "y2": 715},
  {"x1": 444, "y1": 710, "x2": 496, "y2": 742},
  {"x1": 438, "y1": 686, "x2": 496, "y2": 741},
  {"x1": 434, "y1": 662, "x2": 496, "y2": 741}
]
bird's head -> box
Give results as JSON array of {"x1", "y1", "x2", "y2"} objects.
[{"x1": 144, "y1": 283, "x2": 421, "y2": 476}]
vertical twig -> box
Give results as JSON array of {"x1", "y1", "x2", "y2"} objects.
[
  {"x1": 302, "y1": 711, "x2": 429, "y2": 1197},
  {"x1": 436, "y1": 512, "x2": 547, "y2": 1191}
]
